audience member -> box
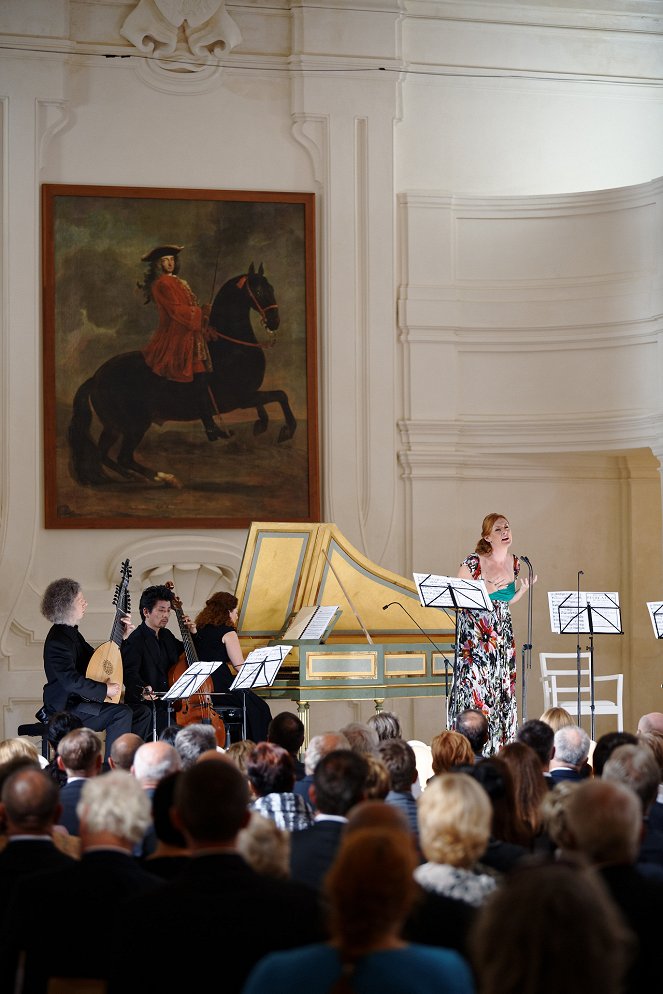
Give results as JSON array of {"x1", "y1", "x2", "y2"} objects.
[
  {"x1": 132, "y1": 740, "x2": 182, "y2": 790},
  {"x1": 122, "y1": 760, "x2": 325, "y2": 994},
  {"x1": 539, "y1": 780, "x2": 577, "y2": 855},
  {"x1": 243, "y1": 828, "x2": 474, "y2": 994},
  {"x1": 268, "y1": 712, "x2": 306, "y2": 779},
  {"x1": 56, "y1": 727, "x2": 102, "y2": 835},
  {"x1": 43, "y1": 710, "x2": 83, "y2": 786},
  {"x1": 516, "y1": 719, "x2": 555, "y2": 777},
  {"x1": 4, "y1": 771, "x2": 158, "y2": 993},
  {"x1": 158, "y1": 724, "x2": 181, "y2": 745},
  {"x1": 362, "y1": 753, "x2": 391, "y2": 799},
  {"x1": 549, "y1": 725, "x2": 590, "y2": 784},
  {"x1": 0, "y1": 738, "x2": 41, "y2": 768},
  {"x1": 290, "y1": 750, "x2": 367, "y2": 890},
  {"x1": 367, "y1": 710, "x2": 402, "y2": 742},
  {"x1": 453, "y1": 709, "x2": 488, "y2": 759},
  {"x1": 416, "y1": 773, "x2": 496, "y2": 908},
  {"x1": 406, "y1": 773, "x2": 494, "y2": 957},
  {"x1": 565, "y1": 779, "x2": 662, "y2": 992},
  {"x1": 637, "y1": 712, "x2": 663, "y2": 735},
  {"x1": 225, "y1": 738, "x2": 257, "y2": 779},
  {"x1": 593, "y1": 730, "x2": 638, "y2": 777},
  {"x1": 378, "y1": 739, "x2": 420, "y2": 843},
  {"x1": 175, "y1": 722, "x2": 218, "y2": 769},
  {"x1": 0, "y1": 768, "x2": 74, "y2": 917},
  {"x1": 430, "y1": 730, "x2": 474, "y2": 775},
  {"x1": 247, "y1": 742, "x2": 314, "y2": 831},
  {"x1": 470, "y1": 861, "x2": 632, "y2": 994},
  {"x1": 142, "y1": 771, "x2": 190, "y2": 879},
  {"x1": 602, "y1": 743, "x2": 663, "y2": 869},
  {"x1": 346, "y1": 800, "x2": 410, "y2": 836},
  {"x1": 109, "y1": 732, "x2": 144, "y2": 771},
  {"x1": 339, "y1": 721, "x2": 379, "y2": 755},
  {"x1": 238, "y1": 812, "x2": 290, "y2": 879},
  {"x1": 637, "y1": 730, "x2": 663, "y2": 831},
  {"x1": 539, "y1": 706, "x2": 574, "y2": 732},
  {"x1": 464, "y1": 758, "x2": 530, "y2": 868},
  {"x1": 294, "y1": 731, "x2": 350, "y2": 805},
  {"x1": 498, "y1": 741, "x2": 549, "y2": 849}
]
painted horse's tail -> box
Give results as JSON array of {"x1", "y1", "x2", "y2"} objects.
[{"x1": 68, "y1": 378, "x2": 107, "y2": 484}]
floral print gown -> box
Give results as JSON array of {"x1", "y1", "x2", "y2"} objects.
[{"x1": 449, "y1": 553, "x2": 520, "y2": 756}]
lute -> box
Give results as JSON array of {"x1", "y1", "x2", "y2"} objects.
[{"x1": 85, "y1": 559, "x2": 131, "y2": 704}]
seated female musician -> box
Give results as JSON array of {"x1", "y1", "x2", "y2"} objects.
[{"x1": 194, "y1": 592, "x2": 272, "y2": 743}]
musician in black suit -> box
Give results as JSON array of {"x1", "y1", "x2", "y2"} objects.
[
  {"x1": 40, "y1": 578, "x2": 143, "y2": 759},
  {"x1": 122, "y1": 584, "x2": 195, "y2": 736}
]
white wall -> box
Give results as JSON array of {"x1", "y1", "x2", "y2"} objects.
[{"x1": 1, "y1": 0, "x2": 662, "y2": 743}]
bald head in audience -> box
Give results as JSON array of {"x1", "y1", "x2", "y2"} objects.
[
  {"x1": 0, "y1": 768, "x2": 61, "y2": 835},
  {"x1": 109, "y1": 733, "x2": 144, "y2": 772},
  {"x1": 132, "y1": 741, "x2": 181, "y2": 788},
  {"x1": 637, "y1": 713, "x2": 663, "y2": 735}
]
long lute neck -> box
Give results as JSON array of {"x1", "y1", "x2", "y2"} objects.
[
  {"x1": 174, "y1": 603, "x2": 199, "y2": 666},
  {"x1": 109, "y1": 569, "x2": 131, "y2": 648}
]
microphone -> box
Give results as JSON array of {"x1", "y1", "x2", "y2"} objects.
[
  {"x1": 382, "y1": 602, "x2": 455, "y2": 658},
  {"x1": 520, "y1": 554, "x2": 532, "y2": 567}
]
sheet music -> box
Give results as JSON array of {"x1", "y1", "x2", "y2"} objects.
[
  {"x1": 548, "y1": 591, "x2": 621, "y2": 635},
  {"x1": 283, "y1": 605, "x2": 340, "y2": 641},
  {"x1": 162, "y1": 661, "x2": 222, "y2": 700},
  {"x1": 230, "y1": 644, "x2": 292, "y2": 691},
  {"x1": 414, "y1": 573, "x2": 493, "y2": 612},
  {"x1": 646, "y1": 601, "x2": 663, "y2": 639}
]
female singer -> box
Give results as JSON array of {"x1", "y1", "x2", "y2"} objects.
[
  {"x1": 194, "y1": 591, "x2": 272, "y2": 743},
  {"x1": 452, "y1": 514, "x2": 536, "y2": 755}
]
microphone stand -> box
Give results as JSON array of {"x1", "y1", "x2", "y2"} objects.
[
  {"x1": 382, "y1": 601, "x2": 455, "y2": 704},
  {"x1": 519, "y1": 556, "x2": 534, "y2": 723}
]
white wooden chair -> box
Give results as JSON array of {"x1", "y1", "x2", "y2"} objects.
[{"x1": 539, "y1": 652, "x2": 624, "y2": 731}]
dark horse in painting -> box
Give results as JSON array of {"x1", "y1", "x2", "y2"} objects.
[{"x1": 68, "y1": 263, "x2": 296, "y2": 485}]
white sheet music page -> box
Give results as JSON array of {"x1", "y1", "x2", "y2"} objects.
[
  {"x1": 548, "y1": 591, "x2": 620, "y2": 635},
  {"x1": 230, "y1": 644, "x2": 293, "y2": 690},
  {"x1": 646, "y1": 601, "x2": 663, "y2": 639}
]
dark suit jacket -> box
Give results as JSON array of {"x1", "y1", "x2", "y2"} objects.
[
  {"x1": 293, "y1": 774, "x2": 314, "y2": 805},
  {"x1": 549, "y1": 767, "x2": 582, "y2": 784},
  {"x1": 42, "y1": 624, "x2": 107, "y2": 718},
  {"x1": 117, "y1": 852, "x2": 325, "y2": 994},
  {"x1": 121, "y1": 621, "x2": 183, "y2": 705},
  {"x1": 2, "y1": 849, "x2": 160, "y2": 994},
  {"x1": 0, "y1": 839, "x2": 74, "y2": 919},
  {"x1": 599, "y1": 863, "x2": 663, "y2": 993},
  {"x1": 57, "y1": 778, "x2": 87, "y2": 836},
  {"x1": 290, "y1": 818, "x2": 346, "y2": 891}
]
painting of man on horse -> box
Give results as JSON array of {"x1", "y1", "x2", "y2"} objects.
[{"x1": 42, "y1": 187, "x2": 318, "y2": 528}]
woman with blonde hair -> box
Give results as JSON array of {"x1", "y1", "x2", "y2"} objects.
[
  {"x1": 539, "y1": 706, "x2": 574, "y2": 732},
  {"x1": 416, "y1": 772, "x2": 496, "y2": 907},
  {"x1": 243, "y1": 828, "x2": 474, "y2": 994}
]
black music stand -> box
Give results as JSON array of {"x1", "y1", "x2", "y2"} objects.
[
  {"x1": 414, "y1": 573, "x2": 493, "y2": 724},
  {"x1": 646, "y1": 601, "x2": 663, "y2": 639},
  {"x1": 548, "y1": 590, "x2": 622, "y2": 739},
  {"x1": 229, "y1": 645, "x2": 292, "y2": 740},
  {"x1": 157, "y1": 661, "x2": 223, "y2": 741}
]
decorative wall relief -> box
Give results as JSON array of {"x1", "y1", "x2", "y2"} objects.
[{"x1": 120, "y1": 0, "x2": 242, "y2": 61}]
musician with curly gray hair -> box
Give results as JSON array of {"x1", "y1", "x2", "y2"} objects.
[{"x1": 40, "y1": 577, "x2": 147, "y2": 759}]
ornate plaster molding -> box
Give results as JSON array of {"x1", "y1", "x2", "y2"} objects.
[{"x1": 120, "y1": 0, "x2": 241, "y2": 62}]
